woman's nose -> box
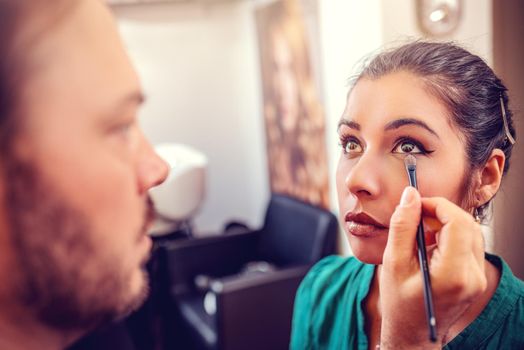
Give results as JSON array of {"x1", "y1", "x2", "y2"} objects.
[{"x1": 343, "y1": 153, "x2": 382, "y2": 199}]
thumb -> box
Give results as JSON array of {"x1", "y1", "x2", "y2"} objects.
[{"x1": 384, "y1": 186, "x2": 421, "y2": 264}]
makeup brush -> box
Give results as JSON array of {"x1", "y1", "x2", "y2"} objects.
[{"x1": 404, "y1": 154, "x2": 437, "y2": 342}]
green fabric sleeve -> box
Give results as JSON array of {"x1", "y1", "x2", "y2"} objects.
[{"x1": 290, "y1": 256, "x2": 340, "y2": 350}]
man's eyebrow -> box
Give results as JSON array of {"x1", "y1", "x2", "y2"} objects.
[
  {"x1": 384, "y1": 118, "x2": 439, "y2": 138},
  {"x1": 337, "y1": 119, "x2": 360, "y2": 131},
  {"x1": 111, "y1": 91, "x2": 146, "y2": 112},
  {"x1": 100, "y1": 92, "x2": 145, "y2": 127},
  {"x1": 122, "y1": 91, "x2": 146, "y2": 107}
]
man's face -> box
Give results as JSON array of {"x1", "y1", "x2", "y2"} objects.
[{"x1": 4, "y1": 0, "x2": 168, "y2": 330}]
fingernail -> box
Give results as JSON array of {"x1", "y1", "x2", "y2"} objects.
[{"x1": 400, "y1": 186, "x2": 416, "y2": 207}]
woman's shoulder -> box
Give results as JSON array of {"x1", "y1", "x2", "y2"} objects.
[
  {"x1": 487, "y1": 253, "x2": 524, "y2": 296},
  {"x1": 291, "y1": 255, "x2": 374, "y2": 349},
  {"x1": 296, "y1": 255, "x2": 373, "y2": 302},
  {"x1": 449, "y1": 254, "x2": 524, "y2": 349},
  {"x1": 494, "y1": 254, "x2": 524, "y2": 324}
]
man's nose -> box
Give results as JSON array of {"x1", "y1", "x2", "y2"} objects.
[{"x1": 137, "y1": 137, "x2": 169, "y2": 195}]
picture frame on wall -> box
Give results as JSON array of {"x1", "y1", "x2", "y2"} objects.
[{"x1": 255, "y1": 0, "x2": 330, "y2": 209}]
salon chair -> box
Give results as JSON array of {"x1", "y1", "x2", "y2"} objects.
[{"x1": 164, "y1": 193, "x2": 338, "y2": 350}]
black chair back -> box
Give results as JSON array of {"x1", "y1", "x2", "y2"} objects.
[{"x1": 258, "y1": 193, "x2": 338, "y2": 266}]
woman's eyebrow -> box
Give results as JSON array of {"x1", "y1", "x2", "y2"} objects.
[
  {"x1": 337, "y1": 119, "x2": 360, "y2": 131},
  {"x1": 384, "y1": 118, "x2": 439, "y2": 139}
]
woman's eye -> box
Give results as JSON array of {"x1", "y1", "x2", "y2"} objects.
[
  {"x1": 341, "y1": 139, "x2": 363, "y2": 154},
  {"x1": 393, "y1": 141, "x2": 423, "y2": 154}
]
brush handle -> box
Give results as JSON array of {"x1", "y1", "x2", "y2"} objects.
[
  {"x1": 416, "y1": 219, "x2": 438, "y2": 342},
  {"x1": 407, "y1": 169, "x2": 438, "y2": 342}
]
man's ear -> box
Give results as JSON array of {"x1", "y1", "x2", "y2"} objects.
[{"x1": 475, "y1": 149, "x2": 505, "y2": 207}]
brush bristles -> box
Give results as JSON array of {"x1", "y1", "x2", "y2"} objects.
[{"x1": 404, "y1": 154, "x2": 417, "y2": 171}]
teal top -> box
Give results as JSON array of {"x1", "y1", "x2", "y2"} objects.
[{"x1": 290, "y1": 254, "x2": 524, "y2": 349}]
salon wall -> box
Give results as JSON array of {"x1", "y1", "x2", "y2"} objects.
[
  {"x1": 113, "y1": 2, "x2": 269, "y2": 235},
  {"x1": 381, "y1": 0, "x2": 493, "y2": 63}
]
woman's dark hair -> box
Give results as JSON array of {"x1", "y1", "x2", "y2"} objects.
[{"x1": 350, "y1": 41, "x2": 516, "y2": 220}]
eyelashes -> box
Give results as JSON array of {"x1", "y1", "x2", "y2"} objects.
[
  {"x1": 338, "y1": 134, "x2": 435, "y2": 156},
  {"x1": 392, "y1": 137, "x2": 434, "y2": 155},
  {"x1": 338, "y1": 135, "x2": 362, "y2": 156}
]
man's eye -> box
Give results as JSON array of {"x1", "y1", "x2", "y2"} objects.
[
  {"x1": 118, "y1": 124, "x2": 132, "y2": 135},
  {"x1": 112, "y1": 122, "x2": 133, "y2": 137}
]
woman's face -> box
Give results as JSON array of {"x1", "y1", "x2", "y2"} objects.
[{"x1": 336, "y1": 71, "x2": 473, "y2": 264}]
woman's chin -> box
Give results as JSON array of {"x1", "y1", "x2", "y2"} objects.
[
  {"x1": 352, "y1": 253, "x2": 383, "y2": 265},
  {"x1": 347, "y1": 237, "x2": 386, "y2": 265}
]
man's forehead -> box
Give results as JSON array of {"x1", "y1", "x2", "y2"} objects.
[{"x1": 21, "y1": 0, "x2": 141, "y2": 120}]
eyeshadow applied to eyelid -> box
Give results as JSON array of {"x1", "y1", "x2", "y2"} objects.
[{"x1": 392, "y1": 136, "x2": 435, "y2": 155}]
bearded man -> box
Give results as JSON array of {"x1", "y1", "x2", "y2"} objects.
[{"x1": 0, "y1": 1, "x2": 169, "y2": 348}]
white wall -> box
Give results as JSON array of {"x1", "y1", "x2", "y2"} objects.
[
  {"x1": 381, "y1": 0, "x2": 493, "y2": 63},
  {"x1": 114, "y1": 2, "x2": 269, "y2": 234},
  {"x1": 317, "y1": 0, "x2": 384, "y2": 254}
]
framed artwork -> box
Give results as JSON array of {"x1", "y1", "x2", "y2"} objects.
[{"x1": 255, "y1": 0, "x2": 329, "y2": 208}]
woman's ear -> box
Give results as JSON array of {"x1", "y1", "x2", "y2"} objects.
[{"x1": 475, "y1": 149, "x2": 505, "y2": 207}]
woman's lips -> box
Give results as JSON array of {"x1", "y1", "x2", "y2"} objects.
[
  {"x1": 344, "y1": 212, "x2": 388, "y2": 238},
  {"x1": 345, "y1": 222, "x2": 387, "y2": 237}
]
